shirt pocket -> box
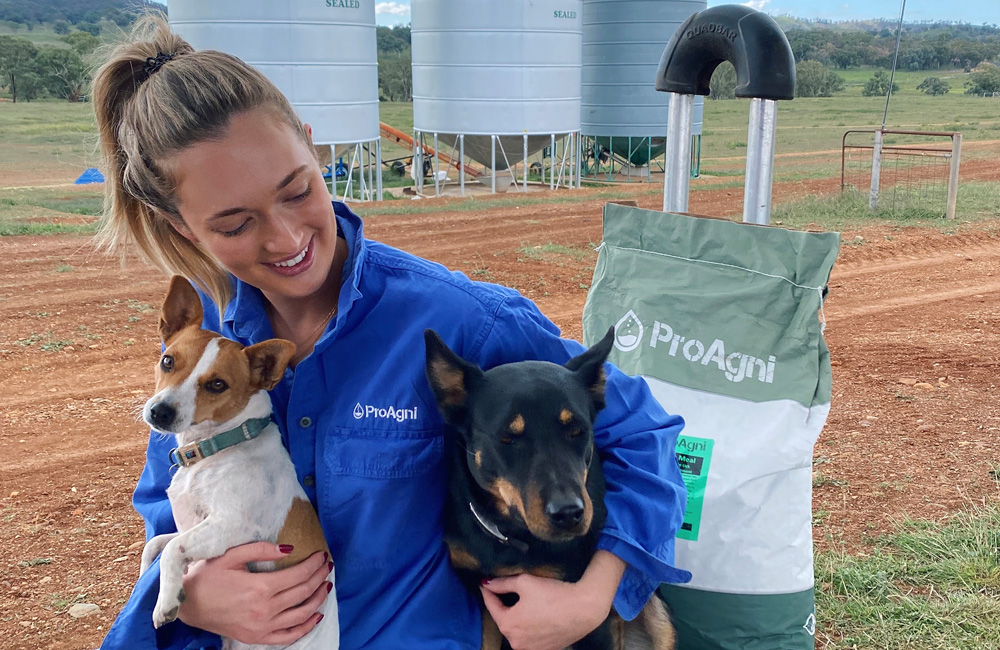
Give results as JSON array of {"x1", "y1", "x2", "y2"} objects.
[{"x1": 322, "y1": 427, "x2": 444, "y2": 479}]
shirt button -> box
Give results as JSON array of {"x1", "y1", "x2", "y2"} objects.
[
  {"x1": 299, "y1": 416, "x2": 313, "y2": 428},
  {"x1": 303, "y1": 474, "x2": 316, "y2": 487}
]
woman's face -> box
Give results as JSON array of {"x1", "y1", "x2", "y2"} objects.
[{"x1": 168, "y1": 108, "x2": 339, "y2": 306}]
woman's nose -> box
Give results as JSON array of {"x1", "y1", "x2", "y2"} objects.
[{"x1": 261, "y1": 211, "x2": 302, "y2": 253}]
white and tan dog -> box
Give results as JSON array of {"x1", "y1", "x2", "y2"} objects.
[{"x1": 140, "y1": 276, "x2": 339, "y2": 650}]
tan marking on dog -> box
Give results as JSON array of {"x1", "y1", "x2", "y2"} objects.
[
  {"x1": 509, "y1": 414, "x2": 525, "y2": 435},
  {"x1": 590, "y1": 367, "x2": 607, "y2": 403},
  {"x1": 447, "y1": 544, "x2": 481, "y2": 571},
  {"x1": 481, "y1": 608, "x2": 503, "y2": 650},
  {"x1": 190, "y1": 337, "x2": 258, "y2": 425},
  {"x1": 559, "y1": 409, "x2": 573, "y2": 425},
  {"x1": 274, "y1": 498, "x2": 330, "y2": 570},
  {"x1": 640, "y1": 597, "x2": 677, "y2": 650},
  {"x1": 610, "y1": 611, "x2": 626, "y2": 650},
  {"x1": 428, "y1": 358, "x2": 467, "y2": 406},
  {"x1": 524, "y1": 486, "x2": 552, "y2": 539},
  {"x1": 475, "y1": 450, "x2": 483, "y2": 468},
  {"x1": 489, "y1": 478, "x2": 523, "y2": 518}
]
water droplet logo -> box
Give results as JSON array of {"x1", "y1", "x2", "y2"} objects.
[
  {"x1": 353, "y1": 403, "x2": 364, "y2": 419},
  {"x1": 614, "y1": 310, "x2": 643, "y2": 352},
  {"x1": 802, "y1": 612, "x2": 816, "y2": 636}
]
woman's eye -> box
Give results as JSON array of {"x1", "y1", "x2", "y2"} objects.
[
  {"x1": 205, "y1": 378, "x2": 228, "y2": 393},
  {"x1": 160, "y1": 355, "x2": 174, "y2": 372},
  {"x1": 221, "y1": 220, "x2": 250, "y2": 237},
  {"x1": 288, "y1": 185, "x2": 312, "y2": 203}
]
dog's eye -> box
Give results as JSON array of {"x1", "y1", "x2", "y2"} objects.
[
  {"x1": 500, "y1": 436, "x2": 513, "y2": 445},
  {"x1": 204, "y1": 378, "x2": 228, "y2": 393},
  {"x1": 160, "y1": 355, "x2": 174, "y2": 372},
  {"x1": 569, "y1": 429, "x2": 582, "y2": 438}
]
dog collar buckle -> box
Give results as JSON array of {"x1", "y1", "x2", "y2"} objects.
[
  {"x1": 469, "y1": 502, "x2": 529, "y2": 553},
  {"x1": 169, "y1": 442, "x2": 205, "y2": 468}
]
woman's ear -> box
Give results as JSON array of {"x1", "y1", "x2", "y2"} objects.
[{"x1": 303, "y1": 122, "x2": 314, "y2": 144}]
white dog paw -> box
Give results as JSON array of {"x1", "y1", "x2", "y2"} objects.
[{"x1": 152, "y1": 589, "x2": 184, "y2": 628}]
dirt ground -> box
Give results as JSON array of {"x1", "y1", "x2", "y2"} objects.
[{"x1": 1, "y1": 175, "x2": 999, "y2": 650}]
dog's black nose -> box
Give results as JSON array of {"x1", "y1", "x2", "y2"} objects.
[
  {"x1": 546, "y1": 498, "x2": 585, "y2": 530},
  {"x1": 149, "y1": 402, "x2": 176, "y2": 429}
]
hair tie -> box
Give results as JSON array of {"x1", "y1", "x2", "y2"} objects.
[{"x1": 141, "y1": 52, "x2": 175, "y2": 81}]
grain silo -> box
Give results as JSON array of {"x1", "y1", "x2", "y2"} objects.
[
  {"x1": 411, "y1": 0, "x2": 583, "y2": 195},
  {"x1": 581, "y1": 0, "x2": 706, "y2": 182},
  {"x1": 168, "y1": 0, "x2": 382, "y2": 201}
]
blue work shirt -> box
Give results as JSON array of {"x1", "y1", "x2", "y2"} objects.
[{"x1": 101, "y1": 202, "x2": 690, "y2": 650}]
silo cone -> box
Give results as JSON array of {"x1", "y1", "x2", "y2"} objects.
[{"x1": 583, "y1": 7, "x2": 840, "y2": 649}]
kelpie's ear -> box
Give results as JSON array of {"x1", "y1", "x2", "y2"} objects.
[
  {"x1": 245, "y1": 339, "x2": 296, "y2": 391},
  {"x1": 424, "y1": 329, "x2": 483, "y2": 427},
  {"x1": 159, "y1": 276, "x2": 204, "y2": 344},
  {"x1": 565, "y1": 327, "x2": 615, "y2": 411}
]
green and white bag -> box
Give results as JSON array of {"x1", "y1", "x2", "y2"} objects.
[{"x1": 583, "y1": 203, "x2": 840, "y2": 650}]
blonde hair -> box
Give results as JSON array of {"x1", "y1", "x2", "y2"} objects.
[{"x1": 92, "y1": 14, "x2": 310, "y2": 309}]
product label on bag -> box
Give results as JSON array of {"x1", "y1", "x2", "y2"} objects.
[{"x1": 676, "y1": 435, "x2": 714, "y2": 541}]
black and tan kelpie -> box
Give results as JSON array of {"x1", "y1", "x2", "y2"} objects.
[{"x1": 424, "y1": 328, "x2": 675, "y2": 650}]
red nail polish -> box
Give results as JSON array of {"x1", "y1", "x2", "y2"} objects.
[
  {"x1": 327, "y1": 561, "x2": 334, "y2": 572},
  {"x1": 480, "y1": 578, "x2": 491, "y2": 585},
  {"x1": 323, "y1": 551, "x2": 329, "y2": 562},
  {"x1": 279, "y1": 544, "x2": 294, "y2": 554},
  {"x1": 326, "y1": 581, "x2": 333, "y2": 593},
  {"x1": 317, "y1": 614, "x2": 324, "y2": 624}
]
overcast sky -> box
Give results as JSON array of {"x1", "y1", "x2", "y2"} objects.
[{"x1": 373, "y1": 1, "x2": 1000, "y2": 27}]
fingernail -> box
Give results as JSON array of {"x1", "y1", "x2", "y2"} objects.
[
  {"x1": 279, "y1": 544, "x2": 294, "y2": 554},
  {"x1": 326, "y1": 581, "x2": 333, "y2": 593},
  {"x1": 480, "y1": 578, "x2": 491, "y2": 585},
  {"x1": 323, "y1": 551, "x2": 329, "y2": 562},
  {"x1": 317, "y1": 614, "x2": 324, "y2": 624},
  {"x1": 327, "y1": 561, "x2": 334, "y2": 572}
]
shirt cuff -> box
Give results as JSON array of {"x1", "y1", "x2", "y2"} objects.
[{"x1": 597, "y1": 533, "x2": 692, "y2": 620}]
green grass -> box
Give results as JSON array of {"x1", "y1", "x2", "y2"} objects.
[
  {"x1": 0, "y1": 186, "x2": 102, "y2": 236},
  {"x1": 771, "y1": 181, "x2": 1000, "y2": 230},
  {"x1": 816, "y1": 504, "x2": 1000, "y2": 649}
]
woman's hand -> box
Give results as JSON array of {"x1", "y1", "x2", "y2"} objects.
[
  {"x1": 480, "y1": 550, "x2": 626, "y2": 650},
  {"x1": 176, "y1": 542, "x2": 333, "y2": 645}
]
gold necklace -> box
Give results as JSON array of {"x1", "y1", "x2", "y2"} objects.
[{"x1": 280, "y1": 302, "x2": 338, "y2": 362}]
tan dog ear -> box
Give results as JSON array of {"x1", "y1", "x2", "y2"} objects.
[
  {"x1": 159, "y1": 276, "x2": 204, "y2": 344},
  {"x1": 245, "y1": 339, "x2": 296, "y2": 391}
]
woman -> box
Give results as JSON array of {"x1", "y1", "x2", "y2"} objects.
[{"x1": 95, "y1": 16, "x2": 689, "y2": 650}]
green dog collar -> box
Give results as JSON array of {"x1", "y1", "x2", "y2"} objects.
[{"x1": 169, "y1": 416, "x2": 273, "y2": 468}]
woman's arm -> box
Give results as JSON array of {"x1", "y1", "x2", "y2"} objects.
[{"x1": 480, "y1": 550, "x2": 626, "y2": 650}]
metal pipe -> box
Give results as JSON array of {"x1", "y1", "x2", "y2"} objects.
[
  {"x1": 869, "y1": 129, "x2": 884, "y2": 211},
  {"x1": 743, "y1": 98, "x2": 779, "y2": 224},
  {"x1": 460, "y1": 134, "x2": 465, "y2": 197},
  {"x1": 491, "y1": 135, "x2": 496, "y2": 194},
  {"x1": 946, "y1": 133, "x2": 962, "y2": 220},
  {"x1": 550, "y1": 134, "x2": 556, "y2": 190},
  {"x1": 663, "y1": 92, "x2": 694, "y2": 213},
  {"x1": 433, "y1": 132, "x2": 440, "y2": 197},
  {"x1": 523, "y1": 134, "x2": 528, "y2": 193},
  {"x1": 375, "y1": 138, "x2": 383, "y2": 201}
]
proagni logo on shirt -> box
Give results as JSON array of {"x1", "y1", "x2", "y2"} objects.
[{"x1": 353, "y1": 402, "x2": 419, "y2": 422}]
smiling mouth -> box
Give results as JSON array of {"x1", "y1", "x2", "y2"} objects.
[{"x1": 272, "y1": 242, "x2": 309, "y2": 268}]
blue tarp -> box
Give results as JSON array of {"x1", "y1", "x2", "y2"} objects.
[{"x1": 75, "y1": 168, "x2": 105, "y2": 184}]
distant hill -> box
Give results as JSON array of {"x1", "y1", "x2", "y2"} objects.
[
  {"x1": 772, "y1": 15, "x2": 1000, "y2": 38},
  {"x1": 0, "y1": 0, "x2": 166, "y2": 27}
]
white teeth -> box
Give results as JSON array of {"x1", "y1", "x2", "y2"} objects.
[{"x1": 273, "y1": 245, "x2": 308, "y2": 268}]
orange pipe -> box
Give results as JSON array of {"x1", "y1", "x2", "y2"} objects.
[{"x1": 379, "y1": 122, "x2": 481, "y2": 178}]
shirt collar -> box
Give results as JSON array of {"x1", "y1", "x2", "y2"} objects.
[{"x1": 222, "y1": 201, "x2": 367, "y2": 345}]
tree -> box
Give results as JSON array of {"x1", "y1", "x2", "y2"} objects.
[
  {"x1": 76, "y1": 21, "x2": 101, "y2": 37},
  {"x1": 35, "y1": 47, "x2": 88, "y2": 102},
  {"x1": 964, "y1": 64, "x2": 1000, "y2": 95},
  {"x1": 378, "y1": 53, "x2": 412, "y2": 102},
  {"x1": 0, "y1": 35, "x2": 38, "y2": 102},
  {"x1": 53, "y1": 20, "x2": 70, "y2": 35},
  {"x1": 916, "y1": 77, "x2": 950, "y2": 95},
  {"x1": 795, "y1": 60, "x2": 845, "y2": 97},
  {"x1": 862, "y1": 70, "x2": 900, "y2": 96},
  {"x1": 62, "y1": 31, "x2": 100, "y2": 57},
  {"x1": 709, "y1": 62, "x2": 737, "y2": 100}
]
